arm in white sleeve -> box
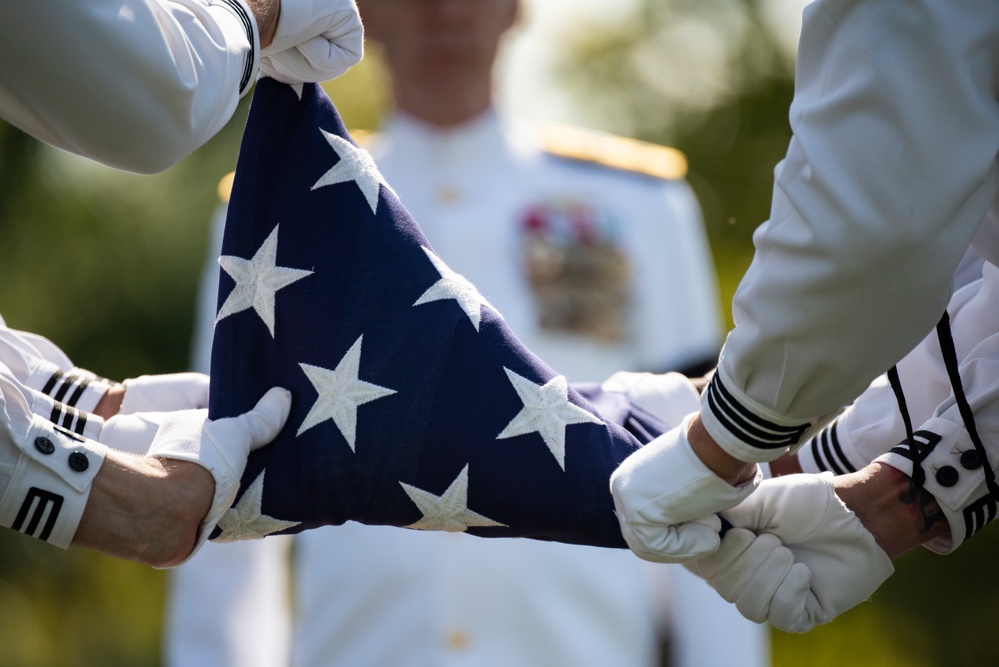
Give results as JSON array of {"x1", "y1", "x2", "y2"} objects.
[
  {"x1": 0, "y1": 327, "x2": 114, "y2": 414},
  {"x1": 800, "y1": 266, "x2": 991, "y2": 474},
  {"x1": 703, "y1": 0, "x2": 999, "y2": 462},
  {"x1": 0, "y1": 369, "x2": 108, "y2": 549},
  {"x1": 0, "y1": 0, "x2": 259, "y2": 174}
]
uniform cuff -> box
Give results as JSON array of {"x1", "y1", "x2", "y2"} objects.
[
  {"x1": 699, "y1": 368, "x2": 813, "y2": 463},
  {"x1": 33, "y1": 367, "x2": 113, "y2": 414},
  {"x1": 0, "y1": 416, "x2": 108, "y2": 548},
  {"x1": 211, "y1": 0, "x2": 261, "y2": 97},
  {"x1": 875, "y1": 417, "x2": 995, "y2": 555}
]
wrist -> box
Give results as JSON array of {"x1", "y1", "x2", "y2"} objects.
[
  {"x1": 687, "y1": 414, "x2": 757, "y2": 485},
  {"x1": 833, "y1": 462, "x2": 950, "y2": 560},
  {"x1": 74, "y1": 452, "x2": 212, "y2": 567}
]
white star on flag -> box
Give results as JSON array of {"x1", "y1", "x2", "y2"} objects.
[
  {"x1": 312, "y1": 129, "x2": 393, "y2": 213},
  {"x1": 216, "y1": 224, "x2": 313, "y2": 337},
  {"x1": 497, "y1": 368, "x2": 603, "y2": 470},
  {"x1": 215, "y1": 472, "x2": 300, "y2": 542},
  {"x1": 413, "y1": 247, "x2": 499, "y2": 331},
  {"x1": 400, "y1": 465, "x2": 506, "y2": 532},
  {"x1": 297, "y1": 335, "x2": 397, "y2": 450}
]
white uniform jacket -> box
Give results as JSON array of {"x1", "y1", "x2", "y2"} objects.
[
  {"x1": 701, "y1": 0, "x2": 999, "y2": 463},
  {"x1": 167, "y1": 111, "x2": 770, "y2": 667}
]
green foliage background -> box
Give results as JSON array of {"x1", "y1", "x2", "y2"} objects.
[{"x1": 0, "y1": 3, "x2": 996, "y2": 664}]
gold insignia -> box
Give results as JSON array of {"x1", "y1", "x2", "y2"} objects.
[{"x1": 539, "y1": 124, "x2": 687, "y2": 180}]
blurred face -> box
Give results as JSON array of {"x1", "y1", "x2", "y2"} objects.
[{"x1": 361, "y1": 0, "x2": 520, "y2": 100}]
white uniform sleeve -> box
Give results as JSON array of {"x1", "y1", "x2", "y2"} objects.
[
  {"x1": 799, "y1": 267, "x2": 989, "y2": 475},
  {"x1": 0, "y1": 0, "x2": 259, "y2": 174},
  {"x1": 0, "y1": 327, "x2": 114, "y2": 415},
  {"x1": 0, "y1": 369, "x2": 108, "y2": 549},
  {"x1": 702, "y1": 0, "x2": 999, "y2": 462}
]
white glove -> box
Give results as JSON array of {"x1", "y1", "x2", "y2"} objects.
[
  {"x1": 147, "y1": 387, "x2": 292, "y2": 563},
  {"x1": 610, "y1": 415, "x2": 760, "y2": 562},
  {"x1": 119, "y1": 373, "x2": 210, "y2": 414},
  {"x1": 259, "y1": 0, "x2": 363, "y2": 84},
  {"x1": 693, "y1": 472, "x2": 894, "y2": 632},
  {"x1": 600, "y1": 371, "x2": 701, "y2": 428},
  {"x1": 98, "y1": 412, "x2": 167, "y2": 455}
]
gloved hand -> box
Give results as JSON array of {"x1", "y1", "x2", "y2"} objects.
[
  {"x1": 147, "y1": 387, "x2": 292, "y2": 562},
  {"x1": 600, "y1": 371, "x2": 701, "y2": 428},
  {"x1": 610, "y1": 415, "x2": 760, "y2": 562},
  {"x1": 259, "y1": 0, "x2": 364, "y2": 84},
  {"x1": 119, "y1": 373, "x2": 210, "y2": 413},
  {"x1": 688, "y1": 472, "x2": 894, "y2": 632},
  {"x1": 98, "y1": 412, "x2": 167, "y2": 455}
]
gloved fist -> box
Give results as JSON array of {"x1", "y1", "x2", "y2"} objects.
[
  {"x1": 610, "y1": 415, "x2": 760, "y2": 563},
  {"x1": 694, "y1": 472, "x2": 894, "y2": 632},
  {"x1": 260, "y1": 0, "x2": 363, "y2": 84},
  {"x1": 147, "y1": 387, "x2": 292, "y2": 563},
  {"x1": 119, "y1": 373, "x2": 210, "y2": 414}
]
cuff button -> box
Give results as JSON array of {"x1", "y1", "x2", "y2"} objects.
[
  {"x1": 960, "y1": 450, "x2": 983, "y2": 470},
  {"x1": 935, "y1": 465, "x2": 959, "y2": 488},
  {"x1": 68, "y1": 451, "x2": 89, "y2": 472},
  {"x1": 34, "y1": 437, "x2": 55, "y2": 455}
]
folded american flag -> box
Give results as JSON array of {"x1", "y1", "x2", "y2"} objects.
[{"x1": 208, "y1": 79, "x2": 667, "y2": 547}]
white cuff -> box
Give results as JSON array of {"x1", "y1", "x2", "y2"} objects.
[
  {"x1": 0, "y1": 416, "x2": 108, "y2": 548},
  {"x1": 875, "y1": 417, "x2": 993, "y2": 554}
]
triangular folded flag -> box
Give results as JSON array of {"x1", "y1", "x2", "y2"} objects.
[{"x1": 208, "y1": 79, "x2": 668, "y2": 547}]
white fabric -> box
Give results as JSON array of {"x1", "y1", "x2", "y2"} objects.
[
  {"x1": 792, "y1": 260, "x2": 999, "y2": 553},
  {"x1": 701, "y1": 0, "x2": 999, "y2": 461},
  {"x1": 696, "y1": 473, "x2": 894, "y2": 634},
  {"x1": 120, "y1": 373, "x2": 211, "y2": 414},
  {"x1": 600, "y1": 371, "x2": 701, "y2": 429},
  {"x1": 148, "y1": 387, "x2": 291, "y2": 566},
  {"x1": 1, "y1": 0, "x2": 259, "y2": 174},
  {"x1": 168, "y1": 110, "x2": 769, "y2": 667},
  {"x1": 0, "y1": 325, "x2": 117, "y2": 548},
  {"x1": 259, "y1": 0, "x2": 363, "y2": 84},
  {"x1": 611, "y1": 415, "x2": 761, "y2": 562},
  {"x1": 0, "y1": 369, "x2": 108, "y2": 549}
]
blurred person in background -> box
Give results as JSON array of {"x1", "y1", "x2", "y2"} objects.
[{"x1": 166, "y1": 0, "x2": 770, "y2": 665}]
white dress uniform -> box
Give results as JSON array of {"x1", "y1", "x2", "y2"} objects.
[
  {"x1": 0, "y1": 0, "x2": 258, "y2": 549},
  {"x1": 698, "y1": 0, "x2": 999, "y2": 465},
  {"x1": 167, "y1": 110, "x2": 770, "y2": 667}
]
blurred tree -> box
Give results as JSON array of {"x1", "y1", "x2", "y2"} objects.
[{"x1": 561, "y1": 1, "x2": 999, "y2": 665}]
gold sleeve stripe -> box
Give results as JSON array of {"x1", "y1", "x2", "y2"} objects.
[{"x1": 539, "y1": 124, "x2": 687, "y2": 180}]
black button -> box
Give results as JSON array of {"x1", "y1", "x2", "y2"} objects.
[
  {"x1": 34, "y1": 437, "x2": 55, "y2": 455},
  {"x1": 960, "y1": 450, "x2": 983, "y2": 470},
  {"x1": 68, "y1": 451, "x2": 89, "y2": 472},
  {"x1": 935, "y1": 466, "x2": 959, "y2": 488}
]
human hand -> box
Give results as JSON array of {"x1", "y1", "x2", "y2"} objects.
[
  {"x1": 610, "y1": 415, "x2": 761, "y2": 563},
  {"x1": 689, "y1": 472, "x2": 894, "y2": 632},
  {"x1": 259, "y1": 0, "x2": 363, "y2": 84},
  {"x1": 147, "y1": 387, "x2": 291, "y2": 564},
  {"x1": 116, "y1": 372, "x2": 211, "y2": 414}
]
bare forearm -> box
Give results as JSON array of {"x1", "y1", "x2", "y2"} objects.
[
  {"x1": 73, "y1": 452, "x2": 213, "y2": 567},
  {"x1": 833, "y1": 462, "x2": 949, "y2": 560}
]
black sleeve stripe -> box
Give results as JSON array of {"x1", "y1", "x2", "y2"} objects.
[
  {"x1": 66, "y1": 377, "x2": 91, "y2": 408},
  {"x1": 41, "y1": 370, "x2": 63, "y2": 396},
  {"x1": 705, "y1": 376, "x2": 809, "y2": 450},
  {"x1": 818, "y1": 427, "x2": 847, "y2": 476},
  {"x1": 215, "y1": 0, "x2": 256, "y2": 94}
]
